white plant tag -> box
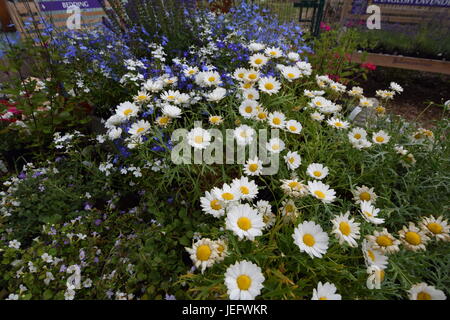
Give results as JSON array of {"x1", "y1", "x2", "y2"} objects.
[{"x1": 348, "y1": 106, "x2": 362, "y2": 121}]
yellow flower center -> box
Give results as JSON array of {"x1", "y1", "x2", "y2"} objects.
[
  {"x1": 289, "y1": 157, "x2": 295, "y2": 164},
  {"x1": 273, "y1": 118, "x2": 281, "y2": 125},
  {"x1": 237, "y1": 217, "x2": 252, "y2": 231},
  {"x1": 222, "y1": 193, "x2": 234, "y2": 201},
  {"x1": 158, "y1": 116, "x2": 170, "y2": 125},
  {"x1": 316, "y1": 101, "x2": 322, "y2": 106},
  {"x1": 196, "y1": 245, "x2": 211, "y2": 261},
  {"x1": 405, "y1": 231, "x2": 421, "y2": 245},
  {"x1": 359, "y1": 192, "x2": 371, "y2": 201},
  {"x1": 210, "y1": 116, "x2": 221, "y2": 124},
  {"x1": 249, "y1": 163, "x2": 259, "y2": 172},
  {"x1": 248, "y1": 94, "x2": 254, "y2": 99},
  {"x1": 240, "y1": 186, "x2": 250, "y2": 195},
  {"x1": 354, "y1": 133, "x2": 362, "y2": 139},
  {"x1": 417, "y1": 291, "x2": 431, "y2": 300},
  {"x1": 427, "y1": 222, "x2": 443, "y2": 234},
  {"x1": 137, "y1": 95, "x2": 147, "y2": 101},
  {"x1": 168, "y1": 95, "x2": 175, "y2": 100},
  {"x1": 289, "y1": 126, "x2": 297, "y2": 132},
  {"x1": 194, "y1": 136, "x2": 204, "y2": 144},
  {"x1": 245, "y1": 106, "x2": 253, "y2": 113},
  {"x1": 364, "y1": 211, "x2": 373, "y2": 217},
  {"x1": 189, "y1": 69, "x2": 196, "y2": 74},
  {"x1": 238, "y1": 73, "x2": 245, "y2": 79},
  {"x1": 270, "y1": 51, "x2": 277, "y2": 56},
  {"x1": 248, "y1": 74, "x2": 257, "y2": 80},
  {"x1": 136, "y1": 127, "x2": 145, "y2": 133},
  {"x1": 217, "y1": 245, "x2": 224, "y2": 253},
  {"x1": 257, "y1": 112, "x2": 267, "y2": 120},
  {"x1": 208, "y1": 76, "x2": 216, "y2": 82},
  {"x1": 236, "y1": 275, "x2": 252, "y2": 290},
  {"x1": 313, "y1": 171, "x2": 322, "y2": 177},
  {"x1": 376, "y1": 235, "x2": 393, "y2": 247},
  {"x1": 339, "y1": 222, "x2": 351, "y2": 236},
  {"x1": 123, "y1": 109, "x2": 133, "y2": 116},
  {"x1": 303, "y1": 234, "x2": 316, "y2": 247},
  {"x1": 210, "y1": 199, "x2": 222, "y2": 211},
  {"x1": 271, "y1": 144, "x2": 280, "y2": 151},
  {"x1": 319, "y1": 297, "x2": 328, "y2": 300},
  {"x1": 264, "y1": 83, "x2": 274, "y2": 90},
  {"x1": 376, "y1": 136, "x2": 385, "y2": 143},
  {"x1": 254, "y1": 58, "x2": 263, "y2": 65},
  {"x1": 285, "y1": 204, "x2": 295, "y2": 213},
  {"x1": 287, "y1": 73, "x2": 295, "y2": 78},
  {"x1": 288, "y1": 181, "x2": 299, "y2": 189},
  {"x1": 335, "y1": 122, "x2": 343, "y2": 127},
  {"x1": 314, "y1": 190, "x2": 326, "y2": 199},
  {"x1": 243, "y1": 83, "x2": 252, "y2": 89}
]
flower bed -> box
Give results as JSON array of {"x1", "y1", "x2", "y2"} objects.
[{"x1": 0, "y1": 1, "x2": 449, "y2": 301}]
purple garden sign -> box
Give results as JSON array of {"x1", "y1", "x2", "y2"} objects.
[{"x1": 38, "y1": 0, "x2": 103, "y2": 12}]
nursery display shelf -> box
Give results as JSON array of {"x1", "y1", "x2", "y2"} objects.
[{"x1": 350, "y1": 52, "x2": 450, "y2": 75}]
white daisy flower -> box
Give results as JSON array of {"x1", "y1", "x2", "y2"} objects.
[
  {"x1": 280, "y1": 199, "x2": 299, "y2": 222},
  {"x1": 266, "y1": 137, "x2": 285, "y2": 154},
  {"x1": 408, "y1": 283, "x2": 446, "y2": 300},
  {"x1": 359, "y1": 97, "x2": 373, "y2": 108},
  {"x1": 285, "y1": 120, "x2": 302, "y2": 134},
  {"x1": 312, "y1": 282, "x2": 341, "y2": 300},
  {"x1": 287, "y1": 52, "x2": 300, "y2": 62},
  {"x1": 187, "y1": 127, "x2": 211, "y2": 149},
  {"x1": 160, "y1": 90, "x2": 180, "y2": 103},
  {"x1": 248, "y1": 42, "x2": 266, "y2": 52},
  {"x1": 351, "y1": 138, "x2": 372, "y2": 150},
  {"x1": 243, "y1": 157, "x2": 263, "y2": 176},
  {"x1": 284, "y1": 151, "x2": 302, "y2": 170},
  {"x1": 244, "y1": 70, "x2": 260, "y2": 83},
  {"x1": 249, "y1": 53, "x2": 269, "y2": 68},
  {"x1": 296, "y1": 61, "x2": 312, "y2": 75},
  {"x1": 331, "y1": 211, "x2": 360, "y2": 247},
  {"x1": 224, "y1": 260, "x2": 265, "y2": 300},
  {"x1": 116, "y1": 101, "x2": 139, "y2": 119},
  {"x1": 258, "y1": 77, "x2": 281, "y2": 95},
  {"x1": 307, "y1": 181, "x2": 336, "y2": 204},
  {"x1": 255, "y1": 107, "x2": 269, "y2": 122},
  {"x1": 280, "y1": 66, "x2": 301, "y2": 81},
  {"x1": 234, "y1": 125, "x2": 256, "y2": 146},
  {"x1": 306, "y1": 163, "x2": 329, "y2": 180},
  {"x1": 214, "y1": 239, "x2": 228, "y2": 262},
  {"x1": 231, "y1": 176, "x2": 259, "y2": 201},
  {"x1": 209, "y1": 115, "x2": 224, "y2": 126},
  {"x1": 128, "y1": 120, "x2": 150, "y2": 137},
  {"x1": 352, "y1": 185, "x2": 377, "y2": 204},
  {"x1": 366, "y1": 228, "x2": 401, "y2": 254},
  {"x1": 265, "y1": 46, "x2": 283, "y2": 58},
  {"x1": 398, "y1": 222, "x2": 430, "y2": 251},
  {"x1": 185, "y1": 238, "x2": 219, "y2": 273},
  {"x1": 239, "y1": 100, "x2": 259, "y2": 119},
  {"x1": 326, "y1": 117, "x2": 350, "y2": 130},
  {"x1": 348, "y1": 128, "x2": 367, "y2": 143},
  {"x1": 213, "y1": 183, "x2": 240, "y2": 205},
  {"x1": 390, "y1": 82, "x2": 403, "y2": 93},
  {"x1": 206, "y1": 87, "x2": 227, "y2": 102},
  {"x1": 348, "y1": 86, "x2": 364, "y2": 97},
  {"x1": 360, "y1": 201, "x2": 385, "y2": 225},
  {"x1": 372, "y1": 130, "x2": 390, "y2": 144},
  {"x1": 162, "y1": 104, "x2": 182, "y2": 118},
  {"x1": 233, "y1": 68, "x2": 248, "y2": 82},
  {"x1": 362, "y1": 239, "x2": 389, "y2": 269},
  {"x1": 268, "y1": 111, "x2": 286, "y2": 129},
  {"x1": 225, "y1": 203, "x2": 265, "y2": 241},
  {"x1": 108, "y1": 127, "x2": 122, "y2": 140},
  {"x1": 196, "y1": 71, "x2": 222, "y2": 87},
  {"x1": 200, "y1": 191, "x2": 225, "y2": 218},
  {"x1": 143, "y1": 79, "x2": 164, "y2": 92},
  {"x1": 310, "y1": 112, "x2": 325, "y2": 122},
  {"x1": 133, "y1": 91, "x2": 151, "y2": 104},
  {"x1": 292, "y1": 220, "x2": 329, "y2": 258},
  {"x1": 419, "y1": 215, "x2": 450, "y2": 241},
  {"x1": 280, "y1": 179, "x2": 308, "y2": 198},
  {"x1": 183, "y1": 66, "x2": 199, "y2": 77},
  {"x1": 241, "y1": 88, "x2": 260, "y2": 101},
  {"x1": 155, "y1": 115, "x2": 172, "y2": 127}
]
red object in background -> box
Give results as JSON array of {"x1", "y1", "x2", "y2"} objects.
[
  {"x1": 210, "y1": 0, "x2": 234, "y2": 13},
  {"x1": 327, "y1": 74, "x2": 341, "y2": 82},
  {"x1": 320, "y1": 22, "x2": 331, "y2": 32},
  {"x1": 361, "y1": 62, "x2": 377, "y2": 71},
  {"x1": 0, "y1": 100, "x2": 21, "y2": 123}
]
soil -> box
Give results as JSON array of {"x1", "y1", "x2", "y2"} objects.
[{"x1": 359, "y1": 66, "x2": 450, "y2": 129}]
